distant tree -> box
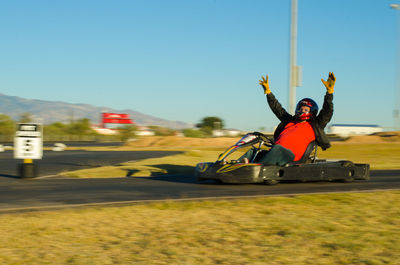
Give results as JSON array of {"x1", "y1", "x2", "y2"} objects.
[
  {"x1": 118, "y1": 125, "x2": 137, "y2": 142},
  {"x1": 199, "y1": 126, "x2": 213, "y2": 136},
  {"x1": 44, "y1": 122, "x2": 68, "y2": 136},
  {"x1": 198, "y1": 117, "x2": 224, "y2": 130},
  {"x1": 67, "y1": 118, "x2": 95, "y2": 136},
  {"x1": 0, "y1": 114, "x2": 16, "y2": 135},
  {"x1": 19, "y1": 112, "x2": 33, "y2": 123},
  {"x1": 196, "y1": 116, "x2": 224, "y2": 136},
  {"x1": 183, "y1": 128, "x2": 207, "y2": 138}
]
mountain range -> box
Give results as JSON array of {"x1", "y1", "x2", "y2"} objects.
[{"x1": 0, "y1": 93, "x2": 192, "y2": 129}]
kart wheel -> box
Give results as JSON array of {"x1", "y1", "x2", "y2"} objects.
[
  {"x1": 340, "y1": 161, "x2": 355, "y2": 183},
  {"x1": 341, "y1": 170, "x2": 355, "y2": 183},
  {"x1": 263, "y1": 179, "x2": 279, "y2": 185}
]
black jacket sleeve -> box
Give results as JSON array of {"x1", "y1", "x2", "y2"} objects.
[
  {"x1": 315, "y1": 93, "x2": 334, "y2": 129},
  {"x1": 267, "y1": 93, "x2": 293, "y2": 122}
]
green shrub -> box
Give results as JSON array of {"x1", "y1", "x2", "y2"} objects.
[{"x1": 183, "y1": 128, "x2": 207, "y2": 138}]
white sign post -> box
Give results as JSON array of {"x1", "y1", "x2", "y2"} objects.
[{"x1": 14, "y1": 123, "x2": 43, "y2": 178}]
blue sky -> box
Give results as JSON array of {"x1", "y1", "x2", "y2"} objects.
[{"x1": 0, "y1": 0, "x2": 398, "y2": 131}]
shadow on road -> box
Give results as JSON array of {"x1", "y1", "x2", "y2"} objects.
[
  {"x1": 141, "y1": 174, "x2": 197, "y2": 184},
  {"x1": 370, "y1": 169, "x2": 400, "y2": 177},
  {"x1": 127, "y1": 164, "x2": 197, "y2": 184},
  {"x1": 150, "y1": 164, "x2": 195, "y2": 176},
  {"x1": 0, "y1": 174, "x2": 19, "y2": 179}
]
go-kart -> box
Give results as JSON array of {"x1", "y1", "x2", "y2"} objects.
[{"x1": 195, "y1": 132, "x2": 370, "y2": 185}]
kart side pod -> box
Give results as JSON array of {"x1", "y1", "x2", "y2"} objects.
[{"x1": 195, "y1": 160, "x2": 370, "y2": 185}]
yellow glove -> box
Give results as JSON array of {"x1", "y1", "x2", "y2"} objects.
[
  {"x1": 259, "y1": 75, "x2": 271, "y2": 94},
  {"x1": 321, "y1": 72, "x2": 336, "y2": 94}
]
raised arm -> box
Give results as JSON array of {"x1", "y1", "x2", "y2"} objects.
[
  {"x1": 259, "y1": 75, "x2": 292, "y2": 122},
  {"x1": 321, "y1": 72, "x2": 335, "y2": 94},
  {"x1": 317, "y1": 72, "x2": 335, "y2": 128}
]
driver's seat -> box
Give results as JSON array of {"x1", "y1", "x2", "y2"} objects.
[{"x1": 287, "y1": 141, "x2": 317, "y2": 165}]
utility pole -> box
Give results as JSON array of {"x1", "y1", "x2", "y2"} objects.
[
  {"x1": 391, "y1": 4, "x2": 400, "y2": 131},
  {"x1": 289, "y1": 0, "x2": 302, "y2": 114}
]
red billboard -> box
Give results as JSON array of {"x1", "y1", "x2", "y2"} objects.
[
  {"x1": 102, "y1": 113, "x2": 131, "y2": 119},
  {"x1": 101, "y1": 113, "x2": 134, "y2": 127}
]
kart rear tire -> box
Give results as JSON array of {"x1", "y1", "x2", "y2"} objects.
[
  {"x1": 341, "y1": 170, "x2": 355, "y2": 183},
  {"x1": 340, "y1": 161, "x2": 355, "y2": 183},
  {"x1": 264, "y1": 179, "x2": 279, "y2": 185}
]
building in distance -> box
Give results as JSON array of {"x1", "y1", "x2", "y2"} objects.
[{"x1": 329, "y1": 124, "x2": 383, "y2": 137}]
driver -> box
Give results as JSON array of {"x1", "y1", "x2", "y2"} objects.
[{"x1": 255, "y1": 72, "x2": 335, "y2": 166}]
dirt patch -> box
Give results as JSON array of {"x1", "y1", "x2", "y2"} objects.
[
  {"x1": 344, "y1": 135, "x2": 386, "y2": 143},
  {"x1": 342, "y1": 131, "x2": 400, "y2": 144},
  {"x1": 374, "y1": 131, "x2": 400, "y2": 142},
  {"x1": 125, "y1": 136, "x2": 240, "y2": 148}
]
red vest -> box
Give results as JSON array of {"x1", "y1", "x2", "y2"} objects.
[{"x1": 275, "y1": 121, "x2": 316, "y2": 161}]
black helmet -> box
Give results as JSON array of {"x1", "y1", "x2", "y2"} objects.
[{"x1": 295, "y1": 98, "x2": 318, "y2": 120}]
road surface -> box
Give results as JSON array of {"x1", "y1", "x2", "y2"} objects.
[{"x1": 0, "y1": 167, "x2": 398, "y2": 212}]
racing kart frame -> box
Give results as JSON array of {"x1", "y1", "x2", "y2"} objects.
[{"x1": 195, "y1": 132, "x2": 370, "y2": 185}]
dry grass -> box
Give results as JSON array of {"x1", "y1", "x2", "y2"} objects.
[
  {"x1": 3, "y1": 135, "x2": 400, "y2": 264},
  {"x1": 0, "y1": 191, "x2": 399, "y2": 264},
  {"x1": 121, "y1": 136, "x2": 238, "y2": 149},
  {"x1": 317, "y1": 143, "x2": 400, "y2": 169}
]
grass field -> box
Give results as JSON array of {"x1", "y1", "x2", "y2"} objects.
[
  {"x1": 318, "y1": 142, "x2": 400, "y2": 170},
  {"x1": 2, "y1": 136, "x2": 400, "y2": 264},
  {"x1": 1, "y1": 191, "x2": 399, "y2": 264}
]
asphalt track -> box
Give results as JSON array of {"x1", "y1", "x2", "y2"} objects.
[
  {"x1": 0, "y1": 150, "x2": 399, "y2": 213},
  {"x1": 0, "y1": 150, "x2": 181, "y2": 178}
]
